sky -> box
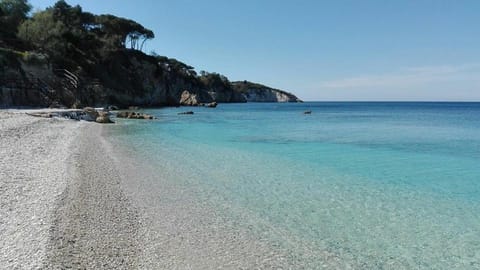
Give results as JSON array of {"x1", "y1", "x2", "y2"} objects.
[{"x1": 28, "y1": 0, "x2": 480, "y2": 101}]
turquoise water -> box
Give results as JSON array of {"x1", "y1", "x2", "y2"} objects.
[{"x1": 112, "y1": 102, "x2": 480, "y2": 268}]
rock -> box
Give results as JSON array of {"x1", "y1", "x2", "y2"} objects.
[
  {"x1": 179, "y1": 90, "x2": 201, "y2": 106},
  {"x1": 116, "y1": 111, "x2": 155, "y2": 120},
  {"x1": 83, "y1": 107, "x2": 99, "y2": 121},
  {"x1": 128, "y1": 106, "x2": 140, "y2": 110},
  {"x1": 178, "y1": 111, "x2": 194, "y2": 115},
  {"x1": 304, "y1": 110, "x2": 312, "y2": 114},
  {"x1": 96, "y1": 118, "x2": 113, "y2": 124},
  {"x1": 206, "y1": 101, "x2": 217, "y2": 108},
  {"x1": 107, "y1": 105, "x2": 119, "y2": 110},
  {"x1": 116, "y1": 111, "x2": 128, "y2": 118}
]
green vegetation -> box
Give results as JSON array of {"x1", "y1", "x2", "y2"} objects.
[
  {"x1": 15, "y1": 0, "x2": 156, "y2": 70},
  {"x1": 232, "y1": 80, "x2": 292, "y2": 96},
  {"x1": 0, "y1": 0, "x2": 31, "y2": 37}
]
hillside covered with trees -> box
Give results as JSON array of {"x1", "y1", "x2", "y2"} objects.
[{"x1": 0, "y1": 0, "x2": 301, "y2": 108}]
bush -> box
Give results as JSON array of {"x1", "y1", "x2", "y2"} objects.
[{"x1": 21, "y1": 51, "x2": 47, "y2": 65}]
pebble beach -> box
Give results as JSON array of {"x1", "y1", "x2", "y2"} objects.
[
  {"x1": 0, "y1": 111, "x2": 81, "y2": 268},
  {"x1": 0, "y1": 111, "x2": 140, "y2": 269}
]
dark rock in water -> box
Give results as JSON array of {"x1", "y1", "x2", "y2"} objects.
[
  {"x1": 178, "y1": 111, "x2": 194, "y2": 115},
  {"x1": 116, "y1": 111, "x2": 154, "y2": 120},
  {"x1": 304, "y1": 110, "x2": 312, "y2": 114},
  {"x1": 116, "y1": 111, "x2": 129, "y2": 118},
  {"x1": 206, "y1": 101, "x2": 218, "y2": 108}
]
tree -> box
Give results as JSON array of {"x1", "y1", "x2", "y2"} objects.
[
  {"x1": 95, "y1": 14, "x2": 154, "y2": 51},
  {"x1": 16, "y1": 0, "x2": 155, "y2": 70},
  {"x1": 17, "y1": 9, "x2": 70, "y2": 64},
  {"x1": 199, "y1": 72, "x2": 232, "y2": 92},
  {"x1": 0, "y1": 0, "x2": 31, "y2": 38}
]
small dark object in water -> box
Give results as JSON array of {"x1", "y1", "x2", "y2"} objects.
[
  {"x1": 178, "y1": 111, "x2": 194, "y2": 115},
  {"x1": 206, "y1": 102, "x2": 218, "y2": 108},
  {"x1": 304, "y1": 110, "x2": 312, "y2": 114}
]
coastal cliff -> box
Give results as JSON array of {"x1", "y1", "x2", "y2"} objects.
[
  {"x1": 232, "y1": 81, "x2": 302, "y2": 102},
  {"x1": 0, "y1": 0, "x2": 300, "y2": 108}
]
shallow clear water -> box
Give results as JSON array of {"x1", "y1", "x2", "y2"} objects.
[{"x1": 112, "y1": 102, "x2": 480, "y2": 268}]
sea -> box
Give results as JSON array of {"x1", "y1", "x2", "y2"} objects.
[{"x1": 108, "y1": 102, "x2": 480, "y2": 269}]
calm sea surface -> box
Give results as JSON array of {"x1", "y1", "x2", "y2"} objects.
[{"x1": 110, "y1": 102, "x2": 480, "y2": 268}]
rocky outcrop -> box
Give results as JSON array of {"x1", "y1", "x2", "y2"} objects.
[
  {"x1": 83, "y1": 107, "x2": 99, "y2": 121},
  {"x1": 231, "y1": 81, "x2": 302, "y2": 103},
  {"x1": 179, "y1": 90, "x2": 200, "y2": 106},
  {"x1": 1, "y1": 49, "x2": 301, "y2": 108},
  {"x1": 116, "y1": 111, "x2": 155, "y2": 119},
  {"x1": 95, "y1": 111, "x2": 114, "y2": 123}
]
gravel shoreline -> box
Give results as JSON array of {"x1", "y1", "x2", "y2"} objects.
[
  {"x1": 45, "y1": 123, "x2": 140, "y2": 269},
  {"x1": 0, "y1": 111, "x2": 81, "y2": 269},
  {"x1": 0, "y1": 111, "x2": 140, "y2": 269}
]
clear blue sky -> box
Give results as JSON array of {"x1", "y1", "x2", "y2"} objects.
[{"x1": 29, "y1": 0, "x2": 480, "y2": 101}]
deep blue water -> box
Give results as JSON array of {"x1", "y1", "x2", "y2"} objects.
[{"x1": 111, "y1": 102, "x2": 480, "y2": 268}]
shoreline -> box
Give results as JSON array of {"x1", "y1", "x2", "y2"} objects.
[
  {"x1": 45, "y1": 123, "x2": 140, "y2": 269},
  {"x1": 0, "y1": 111, "x2": 314, "y2": 269},
  {"x1": 1, "y1": 110, "x2": 343, "y2": 268}
]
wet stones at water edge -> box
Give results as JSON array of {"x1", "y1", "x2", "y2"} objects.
[
  {"x1": 95, "y1": 111, "x2": 114, "y2": 123},
  {"x1": 25, "y1": 107, "x2": 115, "y2": 124},
  {"x1": 116, "y1": 111, "x2": 155, "y2": 120},
  {"x1": 83, "y1": 107, "x2": 114, "y2": 123},
  {"x1": 82, "y1": 107, "x2": 99, "y2": 121}
]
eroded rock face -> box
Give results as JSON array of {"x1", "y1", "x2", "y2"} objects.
[
  {"x1": 242, "y1": 88, "x2": 301, "y2": 102},
  {"x1": 179, "y1": 90, "x2": 200, "y2": 106},
  {"x1": 231, "y1": 81, "x2": 302, "y2": 103}
]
